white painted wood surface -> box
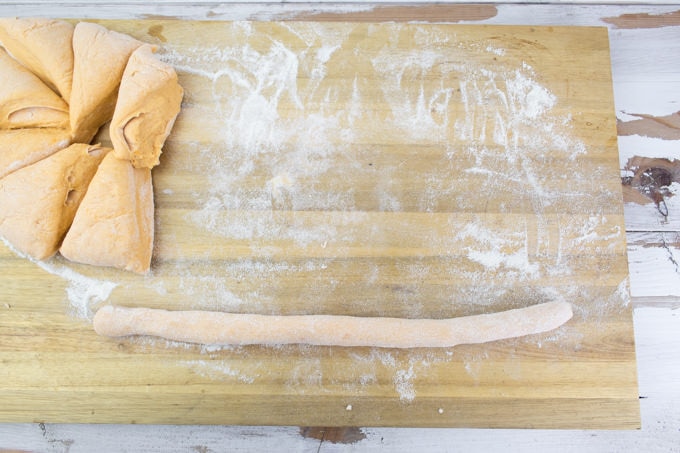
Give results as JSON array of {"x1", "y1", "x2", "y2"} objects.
[{"x1": 1, "y1": 2, "x2": 679, "y2": 451}]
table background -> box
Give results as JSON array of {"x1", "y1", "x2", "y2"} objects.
[{"x1": 0, "y1": 1, "x2": 678, "y2": 451}]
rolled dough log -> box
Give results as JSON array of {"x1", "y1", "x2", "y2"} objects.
[
  {"x1": 69, "y1": 22, "x2": 143, "y2": 143},
  {"x1": 110, "y1": 44, "x2": 183, "y2": 169},
  {"x1": 0, "y1": 47, "x2": 69, "y2": 129},
  {"x1": 93, "y1": 301, "x2": 573, "y2": 348},
  {"x1": 0, "y1": 127, "x2": 70, "y2": 179},
  {"x1": 60, "y1": 151, "x2": 154, "y2": 274},
  {"x1": 0, "y1": 17, "x2": 74, "y2": 100},
  {"x1": 0, "y1": 143, "x2": 108, "y2": 260}
]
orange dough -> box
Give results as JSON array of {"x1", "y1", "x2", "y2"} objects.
[
  {"x1": 110, "y1": 44, "x2": 183, "y2": 169},
  {"x1": 0, "y1": 47, "x2": 69, "y2": 129},
  {"x1": 69, "y1": 22, "x2": 143, "y2": 143},
  {"x1": 93, "y1": 302, "x2": 574, "y2": 348},
  {"x1": 0, "y1": 17, "x2": 74, "y2": 100},
  {"x1": 0, "y1": 128, "x2": 71, "y2": 179},
  {"x1": 0, "y1": 143, "x2": 108, "y2": 260},
  {"x1": 61, "y1": 151, "x2": 154, "y2": 274},
  {"x1": 0, "y1": 20, "x2": 183, "y2": 274}
]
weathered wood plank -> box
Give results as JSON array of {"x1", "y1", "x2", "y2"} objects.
[{"x1": 627, "y1": 231, "x2": 680, "y2": 297}]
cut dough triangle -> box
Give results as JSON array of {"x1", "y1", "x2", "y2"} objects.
[
  {"x1": 110, "y1": 44, "x2": 183, "y2": 169},
  {"x1": 0, "y1": 17, "x2": 74, "y2": 101},
  {"x1": 60, "y1": 152, "x2": 154, "y2": 274},
  {"x1": 0, "y1": 143, "x2": 108, "y2": 260},
  {"x1": 69, "y1": 22, "x2": 143, "y2": 143},
  {"x1": 0, "y1": 47, "x2": 69, "y2": 129},
  {"x1": 0, "y1": 127, "x2": 71, "y2": 179}
]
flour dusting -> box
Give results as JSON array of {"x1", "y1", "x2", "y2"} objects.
[
  {"x1": 39, "y1": 261, "x2": 118, "y2": 319},
  {"x1": 1, "y1": 237, "x2": 117, "y2": 318},
  {"x1": 455, "y1": 221, "x2": 540, "y2": 279},
  {"x1": 183, "y1": 359, "x2": 256, "y2": 383}
]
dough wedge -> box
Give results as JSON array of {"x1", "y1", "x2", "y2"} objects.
[
  {"x1": 0, "y1": 17, "x2": 74, "y2": 100},
  {"x1": 0, "y1": 47, "x2": 69, "y2": 129},
  {"x1": 110, "y1": 44, "x2": 183, "y2": 169},
  {"x1": 0, "y1": 143, "x2": 108, "y2": 260},
  {"x1": 69, "y1": 22, "x2": 143, "y2": 143},
  {"x1": 61, "y1": 151, "x2": 154, "y2": 274},
  {"x1": 0, "y1": 127, "x2": 71, "y2": 179}
]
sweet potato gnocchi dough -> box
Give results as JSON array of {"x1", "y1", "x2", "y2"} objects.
[{"x1": 0, "y1": 18, "x2": 183, "y2": 273}]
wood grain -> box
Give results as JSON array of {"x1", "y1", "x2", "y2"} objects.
[{"x1": 0, "y1": 20, "x2": 638, "y2": 428}]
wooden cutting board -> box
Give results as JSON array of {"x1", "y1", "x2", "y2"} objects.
[{"x1": 0, "y1": 20, "x2": 639, "y2": 429}]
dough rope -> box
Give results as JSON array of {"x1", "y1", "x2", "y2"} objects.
[{"x1": 93, "y1": 301, "x2": 573, "y2": 348}]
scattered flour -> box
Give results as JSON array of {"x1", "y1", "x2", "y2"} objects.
[
  {"x1": 570, "y1": 215, "x2": 623, "y2": 249},
  {"x1": 486, "y1": 45, "x2": 506, "y2": 57},
  {"x1": 394, "y1": 366, "x2": 417, "y2": 402},
  {"x1": 454, "y1": 221, "x2": 540, "y2": 279},
  {"x1": 0, "y1": 237, "x2": 117, "y2": 319},
  {"x1": 37, "y1": 260, "x2": 118, "y2": 319},
  {"x1": 182, "y1": 360, "x2": 256, "y2": 384}
]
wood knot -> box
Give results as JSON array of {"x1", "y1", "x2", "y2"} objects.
[{"x1": 622, "y1": 157, "x2": 680, "y2": 218}]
